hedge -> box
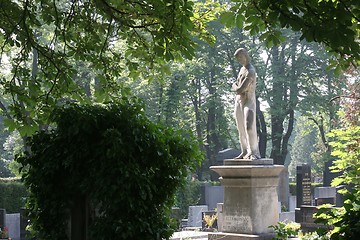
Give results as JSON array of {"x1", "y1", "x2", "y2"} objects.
[{"x1": 0, "y1": 178, "x2": 28, "y2": 213}]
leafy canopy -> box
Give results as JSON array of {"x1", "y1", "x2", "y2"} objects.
[
  {"x1": 221, "y1": 0, "x2": 360, "y2": 68},
  {"x1": 0, "y1": 0, "x2": 220, "y2": 135}
]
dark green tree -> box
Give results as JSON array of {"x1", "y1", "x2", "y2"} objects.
[{"x1": 17, "y1": 99, "x2": 202, "y2": 240}]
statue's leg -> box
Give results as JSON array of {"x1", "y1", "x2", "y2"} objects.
[
  {"x1": 234, "y1": 99, "x2": 248, "y2": 159},
  {"x1": 244, "y1": 106, "x2": 261, "y2": 159}
]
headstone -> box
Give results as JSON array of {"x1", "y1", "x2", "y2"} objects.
[
  {"x1": 6, "y1": 213, "x2": 20, "y2": 240},
  {"x1": 204, "y1": 185, "x2": 224, "y2": 210},
  {"x1": 296, "y1": 164, "x2": 312, "y2": 208},
  {"x1": 289, "y1": 195, "x2": 296, "y2": 212},
  {"x1": 279, "y1": 211, "x2": 295, "y2": 222},
  {"x1": 297, "y1": 206, "x2": 332, "y2": 233},
  {"x1": 187, "y1": 205, "x2": 208, "y2": 228},
  {"x1": 0, "y1": 209, "x2": 6, "y2": 229},
  {"x1": 314, "y1": 186, "x2": 336, "y2": 205},
  {"x1": 278, "y1": 168, "x2": 290, "y2": 209}
]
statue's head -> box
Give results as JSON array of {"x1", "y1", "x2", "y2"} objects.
[{"x1": 234, "y1": 48, "x2": 250, "y2": 65}]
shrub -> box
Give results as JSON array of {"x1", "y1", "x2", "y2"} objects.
[
  {"x1": 269, "y1": 221, "x2": 300, "y2": 239},
  {"x1": 17, "y1": 99, "x2": 202, "y2": 240},
  {"x1": 0, "y1": 178, "x2": 27, "y2": 213},
  {"x1": 315, "y1": 125, "x2": 360, "y2": 239}
]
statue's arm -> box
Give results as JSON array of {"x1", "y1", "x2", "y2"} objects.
[{"x1": 232, "y1": 74, "x2": 253, "y2": 94}]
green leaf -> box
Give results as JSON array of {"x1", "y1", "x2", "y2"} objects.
[
  {"x1": 219, "y1": 12, "x2": 235, "y2": 27},
  {"x1": 3, "y1": 118, "x2": 17, "y2": 132}
]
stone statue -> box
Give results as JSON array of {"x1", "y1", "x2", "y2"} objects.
[{"x1": 231, "y1": 48, "x2": 260, "y2": 160}]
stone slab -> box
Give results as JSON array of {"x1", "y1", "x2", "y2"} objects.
[
  {"x1": 171, "y1": 230, "x2": 209, "y2": 240},
  {"x1": 279, "y1": 211, "x2": 295, "y2": 222},
  {"x1": 208, "y1": 232, "x2": 275, "y2": 240},
  {"x1": 6, "y1": 213, "x2": 20, "y2": 240},
  {"x1": 210, "y1": 165, "x2": 284, "y2": 179},
  {"x1": 188, "y1": 205, "x2": 208, "y2": 228},
  {"x1": 314, "y1": 187, "x2": 336, "y2": 199},
  {"x1": 224, "y1": 159, "x2": 273, "y2": 166}
]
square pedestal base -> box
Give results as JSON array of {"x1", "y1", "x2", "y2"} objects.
[{"x1": 208, "y1": 232, "x2": 275, "y2": 240}]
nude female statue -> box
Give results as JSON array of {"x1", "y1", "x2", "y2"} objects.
[{"x1": 231, "y1": 48, "x2": 260, "y2": 160}]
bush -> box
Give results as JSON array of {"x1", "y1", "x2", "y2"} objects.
[
  {"x1": 0, "y1": 178, "x2": 27, "y2": 213},
  {"x1": 315, "y1": 124, "x2": 360, "y2": 239},
  {"x1": 17, "y1": 99, "x2": 202, "y2": 240}
]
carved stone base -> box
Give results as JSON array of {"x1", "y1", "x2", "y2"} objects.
[
  {"x1": 224, "y1": 158, "x2": 273, "y2": 166},
  {"x1": 210, "y1": 159, "x2": 284, "y2": 235}
]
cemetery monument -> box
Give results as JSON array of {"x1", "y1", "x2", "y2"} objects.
[{"x1": 209, "y1": 48, "x2": 284, "y2": 240}]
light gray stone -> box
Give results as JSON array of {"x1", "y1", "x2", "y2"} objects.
[
  {"x1": 289, "y1": 195, "x2": 297, "y2": 212},
  {"x1": 210, "y1": 161, "x2": 284, "y2": 235},
  {"x1": 216, "y1": 203, "x2": 224, "y2": 232},
  {"x1": 188, "y1": 205, "x2": 208, "y2": 227},
  {"x1": 277, "y1": 168, "x2": 290, "y2": 209},
  {"x1": 205, "y1": 185, "x2": 224, "y2": 210},
  {"x1": 279, "y1": 211, "x2": 295, "y2": 222},
  {"x1": 6, "y1": 213, "x2": 20, "y2": 240},
  {"x1": 314, "y1": 187, "x2": 336, "y2": 199}
]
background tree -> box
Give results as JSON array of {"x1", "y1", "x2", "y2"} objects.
[{"x1": 0, "y1": 0, "x2": 214, "y2": 135}]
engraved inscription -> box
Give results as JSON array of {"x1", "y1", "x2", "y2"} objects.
[
  {"x1": 302, "y1": 171, "x2": 312, "y2": 205},
  {"x1": 222, "y1": 215, "x2": 252, "y2": 233}
]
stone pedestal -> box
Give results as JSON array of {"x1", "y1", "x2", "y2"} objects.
[{"x1": 209, "y1": 159, "x2": 284, "y2": 240}]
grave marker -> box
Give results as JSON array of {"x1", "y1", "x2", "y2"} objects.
[
  {"x1": 296, "y1": 164, "x2": 312, "y2": 207},
  {"x1": 187, "y1": 205, "x2": 208, "y2": 228}
]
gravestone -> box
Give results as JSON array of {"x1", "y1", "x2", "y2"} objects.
[
  {"x1": 296, "y1": 164, "x2": 312, "y2": 207},
  {"x1": 201, "y1": 185, "x2": 224, "y2": 210},
  {"x1": 314, "y1": 186, "x2": 336, "y2": 206},
  {"x1": 6, "y1": 213, "x2": 20, "y2": 240},
  {"x1": 289, "y1": 195, "x2": 296, "y2": 212},
  {"x1": 278, "y1": 168, "x2": 290, "y2": 209},
  {"x1": 0, "y1": 209, "x2": 6, "y2": 229},
  {"x1": 187, "y1": 205, "x2": 208, "y2": 228}
]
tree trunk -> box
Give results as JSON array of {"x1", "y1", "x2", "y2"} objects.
[{"x1": 256, "y1": 97, "x2": 267, "y2": 158}]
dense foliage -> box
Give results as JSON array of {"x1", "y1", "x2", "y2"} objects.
[
  {"x1": 0, "y1": 178, "x2": 27, "y2": 213},
  {"x1": 16, "y1": 99, "x2": 202, "y2": 240},
  {"x1": 222, "y1": 0, "x2": 360, "y2": 68},
  {"x1": 0, "y1": 0, "x2": 217, "y2": 136},
  {"x1": 315, "y1": 84, "x2": 360, "y2": 239}
]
